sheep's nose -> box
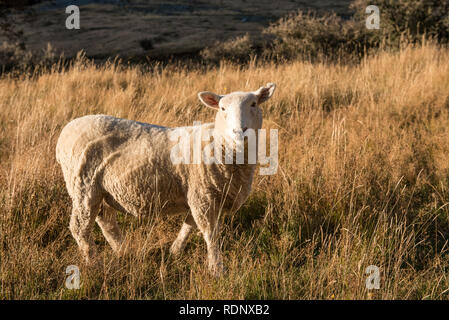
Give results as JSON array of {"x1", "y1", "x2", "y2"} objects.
[{"x1": 234, "y1": 127, "x2": 248, "y2": 134}]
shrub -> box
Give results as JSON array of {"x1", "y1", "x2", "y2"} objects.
[
  {"x1": 0, "y1": 41, "x2": 32, "y2": 72},
  {"x1": 263, "y1": 11, "x2": 377, "y2": 62},
  {"x1": 201, "y1": 0, "x2": 449, "y2": 64},
  {"x1": 351, "y1": 0, "x2": 449, "y2": 45},
  {"x1": 0, "y1": 41, "x2": 58, "y2": 73},
  {"x1": 200, "y1": 34, "x2": 255, "y2": 63},
  {"x1": 139, "y1": 39, "x2": 154, "y2": 51}
]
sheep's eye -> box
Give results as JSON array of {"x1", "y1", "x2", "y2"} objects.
[
  {"x1": 220, "y1": 106, "x2": 225, "y2": 111},
  {"x1": 251, "y1": 102, "x2": 257, "y2": 107}
]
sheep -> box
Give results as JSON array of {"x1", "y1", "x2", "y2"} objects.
[{"x1": 56, "y1": 83, "x2": 276, "y2": 275}]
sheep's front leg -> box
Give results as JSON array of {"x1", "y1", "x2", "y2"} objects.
[
  {"x1": 96, "y1": 205, "x2": 123, "y2": 254},
  {"x1": 170, "y1": 214, "x2": 196, "y2": 257},
  {"x1": 189, "y1": 204, "x2": 223, "y2": 276}
]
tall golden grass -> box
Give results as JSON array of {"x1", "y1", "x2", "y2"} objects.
[{"x1": 1, "y1": 44, "x2": 449, "y2": 299}]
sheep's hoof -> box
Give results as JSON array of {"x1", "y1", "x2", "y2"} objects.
[
  {"x1": 208, "y1": 261, "x2": 225, "y2": 277},
  {"x1": 169, "y1": 242, "x2": 184, "y2": 258},
  {"x1": 112, "y1": 243, "x2": 126, "y2": 258},
  {"x1": 81, "y1": 248, "x2": 99, "y2": 267}
]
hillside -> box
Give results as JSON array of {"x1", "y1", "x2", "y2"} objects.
[{"x1": 8, "y1": 0, "x2": 352, "y2": 60}]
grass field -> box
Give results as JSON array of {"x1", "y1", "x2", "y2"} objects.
[{"x1": 1, "y1": 43, "x2": 449, "y2": 299}]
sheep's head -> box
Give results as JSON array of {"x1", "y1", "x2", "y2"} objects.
[{"x1": 198, "y1": 83, "x2": 276, "y2": 147}]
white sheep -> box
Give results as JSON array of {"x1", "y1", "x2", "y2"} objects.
[{"x1": 56, "y1": 83, "x2": 276, "y2": 275}]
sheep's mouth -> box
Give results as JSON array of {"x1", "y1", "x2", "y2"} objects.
[{"x1": 227, "y1": 135, "x2": 252, "y2": 156}]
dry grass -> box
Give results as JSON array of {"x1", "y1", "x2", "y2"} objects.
[{"x1": 1, "y1": 44, "x2": 449, "y2": 299}]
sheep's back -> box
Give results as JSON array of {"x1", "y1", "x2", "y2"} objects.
[{"x1": 56, "y1": 115, "x2": 170, "y2": 199}]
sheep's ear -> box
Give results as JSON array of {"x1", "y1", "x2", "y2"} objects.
[
  {"x1": 254, "y1": 82, "x2": 276, "y2": 104},
  {"x1": 198, "y1": 92, "x2": 222, "y2": 110}
]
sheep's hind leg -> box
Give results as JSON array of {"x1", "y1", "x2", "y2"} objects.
[
  {"x1": 69, "y1": 198, "x2": 101, "y2": 265},
  {"x1": 96, "y1": 204, "x2": 123, "y2": 254},
  {"x1": 170, "y1": 214, "x2": 196, "y2": 257}
]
